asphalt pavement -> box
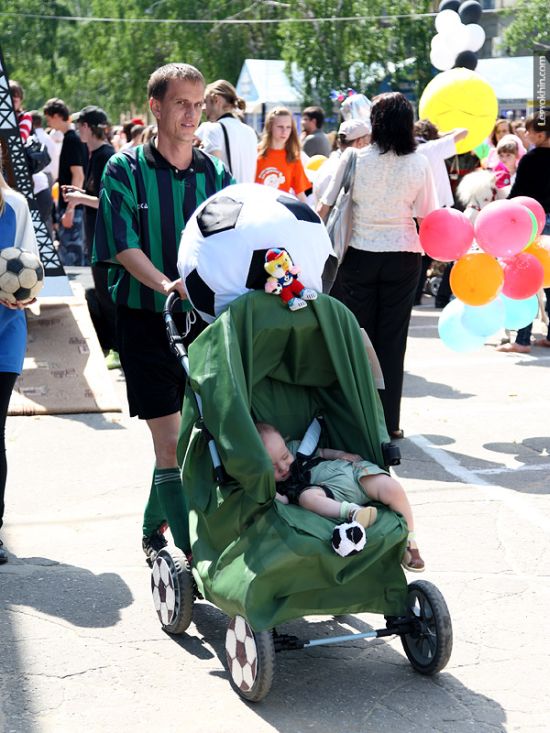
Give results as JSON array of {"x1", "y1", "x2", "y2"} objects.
[{"x1": 1, "y1": 288, "x2": 549, "y2": 733}]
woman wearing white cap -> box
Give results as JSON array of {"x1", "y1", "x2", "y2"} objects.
[{"x1": 313, "y1": 119, "x2": 370, "y2": 205}]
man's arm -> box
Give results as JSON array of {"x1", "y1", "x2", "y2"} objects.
[
  {"x1": 61, "y1": 165, "x2": 85, "y2": 227},
  {"x1": 115, "y1": 248, "x2": 187, "y2": 300}
]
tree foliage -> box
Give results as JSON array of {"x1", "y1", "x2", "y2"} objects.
[
  {"x1": 1, "y1": 0, "x2": 436, "y2": 122},
  {"x1": 279, "y1": 0, "x2": 433, "y2": 114},
  {"x1": 503, "y1": 0, "x2": 550, "y2": 54}
]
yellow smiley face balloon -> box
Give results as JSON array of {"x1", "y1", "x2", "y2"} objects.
[{"x1": 419, "y1": 68, "x2": 498, "y2": 154}]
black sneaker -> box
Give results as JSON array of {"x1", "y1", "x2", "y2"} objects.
[
  {"x1": 142, "y1": 528, "x2": 167, "y2": 568},
  {"x1": 0, "y1": 539, "x2": 8, "y2": 565}
]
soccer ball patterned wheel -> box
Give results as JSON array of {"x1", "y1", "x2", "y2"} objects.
[
  {"x1": 225, "y1": 616, "x2": 275, "y2": 702},
  {"x1": 401, "y1": 580, "x2": 453, "y2": 675},
  {"x1": 150, "y1": 549, "x2": 194, "y2": 634}
]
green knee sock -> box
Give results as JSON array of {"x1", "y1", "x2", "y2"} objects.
[
  {"x1": 142, "y1": 470, "x2": 165, "y2": 537},
  {"x1": 339, "y1": 501, "x2": 362, "y2": 522},
  {"x1": 154, "y1": 467, "x2": 191, "y2": 554}
]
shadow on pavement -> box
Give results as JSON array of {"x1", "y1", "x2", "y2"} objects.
[
  {"x1": 0, "y1": 558, "x2": 133, "y2": 732},
  {"x1": 165, "y1": 600, "x2": 506, "y2": 732},
  {"x1": 403, "y1": 373, "x2": 475, "y2": 400}
]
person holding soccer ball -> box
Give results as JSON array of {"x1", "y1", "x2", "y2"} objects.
[{"x1": 0, "y1": 151, "x2": 41, "y2": 564}]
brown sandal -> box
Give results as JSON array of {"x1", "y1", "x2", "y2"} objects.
[{"x1": 402, "y1": 544, "x2": 425, "y2": 572}]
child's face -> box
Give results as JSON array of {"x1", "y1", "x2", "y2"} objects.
[
  {"x1": 498, "y1": 151, "x2": 517, "y2": 172},
  {"x1": 271, "y1": 115, "x2": 292, "y2": 146},
  {"x1": 262, "y1": 430, "x2": 295, "y2": 482}
]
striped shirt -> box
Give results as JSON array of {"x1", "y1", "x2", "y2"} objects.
[
  {"x1": 93, "y1": 141, "x2": 233, "y2": 312},
  {"x1": 16, "y1": 111, "x2": 32, "y2": 142}
]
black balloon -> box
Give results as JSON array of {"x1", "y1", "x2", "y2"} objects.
[
  {"x1": 458, "y1": 0, "x2": 482, "y2": 24},
  {"x1": 454, "y1": 50, "x2": 478, "y2": 70},
  {"x1": 438, "y1": 0, "x2": 460, "y2": 10}
]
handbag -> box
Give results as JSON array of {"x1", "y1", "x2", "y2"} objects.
[
  {"x1": 24, "y1": 134, "x2": 51, "y2": 175},
  {"x1": 325, "y1": 148, "x2": 357, "y2": 264}
]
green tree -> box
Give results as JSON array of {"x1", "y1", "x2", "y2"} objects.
[
  {"x1": 1, "y1": 0, "x2": 438, "y2": 121},
  {"x1": 279, "y1": 0, "x2": 435, "y2": 119},
  {"x1": 503, "y1": 0, "x2": 550, "y2": 53}
]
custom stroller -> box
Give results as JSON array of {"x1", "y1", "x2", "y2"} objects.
[{"x1": 150, "y1": 291, "x2": 452, "y2": 702}]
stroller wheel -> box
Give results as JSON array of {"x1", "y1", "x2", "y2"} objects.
[
  {"x1": 150, "y1": 549, "x2": 194, "y2": 634},
  {"x1": 225, "y1": 616, "x2": 275, "y2": 702},
  {"x1": 401, "y1": 580, "x2": 453, "y2": 675},
  {"x1": 427, "y1": 276, "x2": 442, "y2": 297}
]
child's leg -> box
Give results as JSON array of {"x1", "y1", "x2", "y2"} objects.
[
  {"x1": 299, "y1": 487, "x2": 346, "y2": 519},
  {"x1": 360, "y1": 474, "x2": 424, "y2": 571},
  {"x1": 299, "y1": 487, "x2": 377, "y2": 527},
  {"x1": 359, "y1": 474, "x2": 414, "y2": 530}
]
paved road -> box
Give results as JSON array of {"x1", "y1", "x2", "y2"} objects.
[{"x1": 1, "y1": 296, "x2": 549, "y2": 733}]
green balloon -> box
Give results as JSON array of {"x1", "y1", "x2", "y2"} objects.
[
  {"x1": 526, "y1": 209, "x2": 538, "y2": 244},
  {"x1": 473, "y1": 141, "x2": 490, "y2": 160}
]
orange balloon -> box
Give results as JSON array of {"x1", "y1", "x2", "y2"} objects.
[
  {"x1": 450, "y1": 253, "x2": 504, "y2": 306},
  {"x1": 524, "y1": 241, "x2": 550, "y2": 287}
]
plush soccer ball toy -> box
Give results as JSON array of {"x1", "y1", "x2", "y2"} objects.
[
  {"x1": 331, "y1": 521, "x2": 367, "y2": 557},
  {"x1": 177, "y1": 183, "x2": 336, "y2": 323},
  {"x1": 0, "y1": 247, "x2": 44, "y2": 303}
]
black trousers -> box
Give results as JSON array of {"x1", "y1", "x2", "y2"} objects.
[
  {"x1": 0, "y1": 372, "x2": 18, "y2": 529},
  {"x1": 335, "y1": 248, "x2": 421, "y2": 434}
]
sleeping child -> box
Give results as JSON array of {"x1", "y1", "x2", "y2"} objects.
[{"x1": 256, "y1": 422, "x2": 424, "y2": 571}]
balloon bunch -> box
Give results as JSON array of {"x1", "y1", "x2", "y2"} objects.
[
  {"x1": 329, "y1": 88, "x2": 357, "y2": 104},
  {"x1": 430, "y1": 0, "x2": 486, "y2": 72},
  {"x1": 419, "y1": 197, "x2": 550, "y2": 352}
]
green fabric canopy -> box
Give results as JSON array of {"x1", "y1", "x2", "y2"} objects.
[{"x1": 177, "y1": 292, "x2": 408, "y2": 631}]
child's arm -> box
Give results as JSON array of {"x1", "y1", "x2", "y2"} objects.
[
  {"x1": 275, "y1": 491, "x2": 289, "y2": 504},
  {"x1": 319, "y1": 448, "x2": 362, "y2": 462}
]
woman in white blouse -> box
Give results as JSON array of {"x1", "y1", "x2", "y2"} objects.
[{"x1": 318, "y1": 92, "x2": 437, "y2": 439}]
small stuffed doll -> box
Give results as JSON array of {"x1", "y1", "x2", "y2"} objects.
[{"x1": 264, "y1": 248, "x2": 318, "y2": 311}]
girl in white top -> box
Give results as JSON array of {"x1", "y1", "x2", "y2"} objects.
[
  {"x1": 318, "y1": 92, "x2": 437, "y2": 439},
  {"x1": 200, "y1": 80, "x2": 258, "y2": 184}
]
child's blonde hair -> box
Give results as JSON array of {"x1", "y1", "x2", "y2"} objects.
[{"x1": 258, "y1": 106, "x2": 301, "y2": 163}]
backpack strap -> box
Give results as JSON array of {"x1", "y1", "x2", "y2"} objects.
[{"x1": 217, "y1": 115, "x2": 233, "y2": 174}]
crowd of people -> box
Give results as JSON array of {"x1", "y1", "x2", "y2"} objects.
[{"x1": 1, "y1": 62, "x2": 549, "y2": 571}]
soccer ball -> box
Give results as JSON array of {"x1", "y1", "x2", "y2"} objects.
[
  {"x1": 331, "y1": 521, "x2": 367, "y2": 557},
  {"x1": 225, "y1": 615, "x2": 258, "y2": 692},
  {"x1": 177, "y1": 183, "x2": 337, "y2": 323},
  {"x1": 151, "y1": 554, "x2": 177, "y2": 626},
  {"x1": 0, "y1": 247, "x2": 44, "y2": 303}
]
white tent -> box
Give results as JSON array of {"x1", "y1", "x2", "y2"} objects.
[
  {"x1": 236, "y1": 59, "x2": 304, "y2": 131},
  {"x1": 476, "y1": 56, "x2": 533, "y2": 114}
]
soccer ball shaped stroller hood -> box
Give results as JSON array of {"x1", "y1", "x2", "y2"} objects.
[{"x1": 175, "y1": 291, "x2": 409, "y2": 630}]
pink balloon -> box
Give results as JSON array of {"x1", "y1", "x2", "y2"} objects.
[
  {"x1": 474, "y1": 200, "x2": 534, "y2": 257},
  {"x1": 419, "y1": 208, "x2": 474, "y2": 262},
  {"x1": 512, "y1": 196, "x2": 546, "y2": 236},
  {"x1": 502, "y1": 253, "x2": 544, "y2": 299}
]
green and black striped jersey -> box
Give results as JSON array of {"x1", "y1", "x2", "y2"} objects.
[{"x1": 93, "y1": 141, "x2": 234, "y2": 312}]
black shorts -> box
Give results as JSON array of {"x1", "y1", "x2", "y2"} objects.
[{"x1": 116, "y1": 305, "x2": 206, "y2": 420}]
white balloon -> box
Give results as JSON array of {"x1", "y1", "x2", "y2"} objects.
[
  {"x1": 435, "y1": 9, "x2": 461, "y2": 35},
  {"x1": 430, "y1": 45, "x2": 456, "y2": 71},
  {"x1": 431, "y1": 33, "x2": 445, "y2": 52},
  {"x1": 447, "y1": 22, "x2": 470, "y2": 55},
  {"x1": 464, "y1": 24, "x2": 486, "y2": 53}
]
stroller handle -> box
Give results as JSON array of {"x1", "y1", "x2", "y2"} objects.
[
  {"x1": 163, "y1": 291, "x2": 225, "y2": 484},
  {"x1": 163, "y1": 292, "x2": 189, "y2": 365}
]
